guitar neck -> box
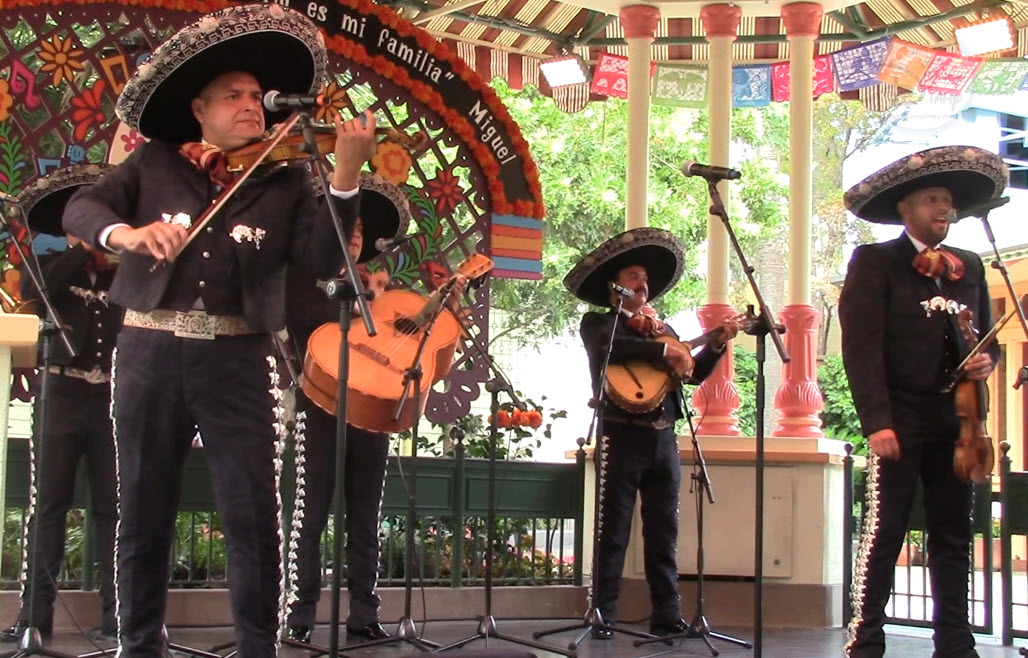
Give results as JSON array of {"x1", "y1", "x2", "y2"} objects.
[{"x1": 685, "y1": 326, "x2": 724, "y2": 350}]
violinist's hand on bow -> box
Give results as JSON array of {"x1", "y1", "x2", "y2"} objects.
[
  {"x1": 107, "y1": 222, "x2": 188, "y2": 263},
  {"x1": 331, "y1": 110, "x2": 377, "y2": 192},
  {"x1": 964, "y1": 353, "x2": 994, "y2": 381},
  {"x1": 710, "y1": 316, "x2": 741, "y2": 350}
]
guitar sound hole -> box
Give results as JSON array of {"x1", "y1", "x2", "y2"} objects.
[{"x1": 394, "y1": 317, "x2": 419, "y2": 335}]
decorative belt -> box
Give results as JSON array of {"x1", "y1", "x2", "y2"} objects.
[
  {"x1": 46, "y1": 365, "x2": 110, "y2": 384},
  {"x1": 603, "y1": 416, "x2": 674, "y2": 431},
  {"x1": 123, "y1": 309, "x2": 257, "y2": 340}
]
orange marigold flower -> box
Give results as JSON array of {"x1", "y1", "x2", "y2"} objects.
[
  {"x1": 526, "y1": 410, "x2": 543, "y2": 429},
  {"x1": 493, "y1": 409, "x2": 511, "y2": 429},
  {"x1": 0, "y1": 79, "x2": 13, "y2": 122},
  {"x1": 370, "y1": 141, "x2": 412, "y2": 185},
  {"x1": 510, "y1": 408, "x2": 525, "y2": 427},
  {"x1": 37, "y1": 34, "x2": 85, "y2": 87}
]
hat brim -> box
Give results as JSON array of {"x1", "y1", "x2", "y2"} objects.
[
  {"x1": 845, "y1": 146, "x2": 1008, "y2": 224},
  {"x1": 138, "y1": 34, "x2": 316, "y2": 143},
  {"x1": 15, "y1": 164, "x2": 114, "y2": 236},
  {"x1": 356, "y1": 174, "x2": 411, "y2": 264},
  {"x1": 564, "y1": 228, "x2": 685, "y2": 308},
  {"x1": 116, "y1": 4, "x2": 327, "y2": 144},
  {"x1": 855, "y1": 170, "x2": 1004, "y2": 224}
]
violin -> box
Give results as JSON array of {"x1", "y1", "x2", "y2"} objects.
[
  {"x1": 224, "y1": 123, "x2": 428, "y2": 171},
  {"x1": 951, "y1": 308, "x2": 995, "y2": 484}
]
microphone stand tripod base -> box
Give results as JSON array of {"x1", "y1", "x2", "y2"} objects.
[{"x1": 532, "y1": 608, "x2": 656, "y2": 652}]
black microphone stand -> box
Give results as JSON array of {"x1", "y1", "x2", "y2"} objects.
[
  {"x1": 702, "y1": 177, "x2": 788, "y2": 658},
  {"x1": 968, "y1": 199, "x2": 1028, "y2": 388},
  {"x1": 532, "y1": 294, "x2": 657, "y2": 652},
  {"x1": 246, "y1": 113, "x2": 373, "y2": 658},
  {"x1": 634, "y1": 402, "x2": 751, "y2": 656},
  {"x1": 434, "y1": 300, "x2": 574, "y2": 657},
  {"x1": 347, "y1": 281, "x2": 456, "y2": 654},
  {"x1": 0, "y1": 206, "x2": 79, "y2": 658}
]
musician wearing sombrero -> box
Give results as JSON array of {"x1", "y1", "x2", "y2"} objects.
[
  {"x1": 564, "y1": 227, "x2": 738, "y2": 638},
  {"x1": 62, "y1": 4, "x2": 378, "y2": 656},
  {"x1": 840, "y1": 146, "x2": 1004, "y2": 658},
  {"x1": 0, "y1": 165, "x2": 120, "y2": 644},
  {"x1": 282, "y1": 173, "x2": 411, "y2": 644}
]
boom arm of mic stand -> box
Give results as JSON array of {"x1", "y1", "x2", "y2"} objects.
[
  {"x1": 0, "y1": 207, "x2": 76, "y2": 358},
  {"x1": 978, "y1": 210, "x2": 1028, "y2": 389},
  {"x1": 706, "y1": 180, "x2": 789, "y2": 363},
  {"x1": 298, "y1": 114, "x2": 375, "y2": 336}
]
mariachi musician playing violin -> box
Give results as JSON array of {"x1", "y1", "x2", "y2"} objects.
[
  {"x1": 62, "y1": 5, "x2": 378, "y2": 657},
  {"x1": 563, "y1": 227, "x2": 739, "y2": 639},
  {"x1": 840, "y1": 146, "x2": 1004, "y2": 658}
]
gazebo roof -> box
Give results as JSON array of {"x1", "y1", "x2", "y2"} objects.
[{"x1": 381, "y1": 0, "x2": 1028, "y2": 64}]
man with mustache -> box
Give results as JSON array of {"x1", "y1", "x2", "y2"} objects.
[
  {"x1": 563, "y1": 227, "x2": 738, "y2": 639},
  {"x1": 841, "y1": 146, "x2": 1004, "y2": 658}
]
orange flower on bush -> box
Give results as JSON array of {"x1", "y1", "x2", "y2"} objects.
[
  {"x1": 510, "y1": 408, "x2": 525, "y2": 427},
  {"x1": 370, "y1": 141, "x2": 412, "y2": 185},
  {"x1": 37, "y1": 34, "x2": 85, "y2": 87},
  {"x1": 493, "y1": 409, "x2": 511, "y2": 428},
  {"x1": 525, "y1": 410, "x2": 543, "y2": 429},
  {"x1": 70, "y1": 79, "x2": 106, "y2": 141}
]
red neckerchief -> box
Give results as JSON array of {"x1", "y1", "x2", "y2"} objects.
[
  {"x1": 913, "y1": 246, "x2": 964, "y2": 282},
  {"x1": 625, "y1": 304, "x2": 665, "y2": 338},
  {"x1": 179, "y1": 142, "x2": 237, "y2": 188}
]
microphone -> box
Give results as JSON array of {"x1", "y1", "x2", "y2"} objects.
[
  {"x1": 374, "y1": 233, "x2": 422, "y2": 253},
  {"x1": 608, "y1": 282, "x2": 635, "y2": 299},
  {"x1": 948, "y1": 196, "x2": 1010, "y2": 223},
  {"x1": 681, "y1": 161, "x2": 742, "y2": 181},
  {"x1": 262, "y1": 90, "x2": 330, "y2": 112}
]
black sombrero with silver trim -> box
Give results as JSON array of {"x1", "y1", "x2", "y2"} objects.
[
  {"x1": 563, "y1": 228, "x2": 685, "y2": 308},
  {"x1": 15, "y1": 163, "x2": 114, "y2": 236},
  {"x1": 357, "y1": 172, "x2": 412, "y2": 264},
  {"x1": 844, "y1": 145, "x2": 1008, "y2": 224},
  {"x1": 116, "y1": 3, "x2": 328, "y2": 144}
]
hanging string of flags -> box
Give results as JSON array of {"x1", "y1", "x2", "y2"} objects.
[{"x1": 588, "y1": 36, "x2": 1028, "y2": 108}]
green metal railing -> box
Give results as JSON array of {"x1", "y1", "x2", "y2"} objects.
[{"x1": 2, "y1": 439, "x2": 585, "y2": 592}]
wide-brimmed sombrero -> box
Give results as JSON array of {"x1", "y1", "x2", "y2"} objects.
[
  {"x1": 844, "y1": 145, "x2": 1008, "y2": 224},
  {"x1": 563, "y1": 228, "x2": 685, "y2": 308},
  {"x1": 15, "y1": 163, "x2": 113, "y2": 236},
  {"x1": 116, "y1": 3, "x2": 327, "y2": 144},
  {"x1": 357, "y1": 172, "x2": 412, "y2": 264}
]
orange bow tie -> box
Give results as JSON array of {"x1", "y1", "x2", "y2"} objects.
[{"x1": 913, "y1": 247, "x2": 964, "y2": 282}]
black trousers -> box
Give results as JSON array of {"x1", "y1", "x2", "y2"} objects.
[
  {"x1": 593, "y1": 422, "x2": 681, "y2": 626},
  {"x1": 112, "y1": 328, "x2": 280, "y2": 658},
  {"x1": 18, "y1": 375, "x2": 116, "y2": 630},
  {"x1": 286, "y1": 392, "x2": 389, "y2": 629},
  {"x1": 846, "y1": 437, "x2": 976, "y2": 658}
]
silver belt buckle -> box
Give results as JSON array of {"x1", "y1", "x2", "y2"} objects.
[
  {"x1": 174, "y1": 312, "x2": 217, "y2": 340},
  {"x1": 83, "y1": 367, "x2": 107, "y2": 384}
]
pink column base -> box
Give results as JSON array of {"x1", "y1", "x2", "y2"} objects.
[
  {"x1": 692, "y1": 303, "x2": 741, "y2": 436},
  {"x1": 772, "y1": 304, "x2": 824, "y2": 438}
]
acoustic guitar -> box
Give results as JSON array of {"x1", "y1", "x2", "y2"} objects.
[
  {"x1": 605, "y1": 317, "x2": 744, "y2": 414},
  {"x1": 301, "y1": 253, "x2": 493, "y2": 433}
]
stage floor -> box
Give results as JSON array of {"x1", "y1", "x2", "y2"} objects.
[{"x1": 23, "y1": 620, "x2": 1028, "y2": 657}]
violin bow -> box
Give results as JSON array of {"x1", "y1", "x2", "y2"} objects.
[
  {"x1": 150, "y1": 113, "x2": 302, "y2": 272},
  {"x1": 943, "y1": 307, "x2": 1016, "y2": 392}
]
